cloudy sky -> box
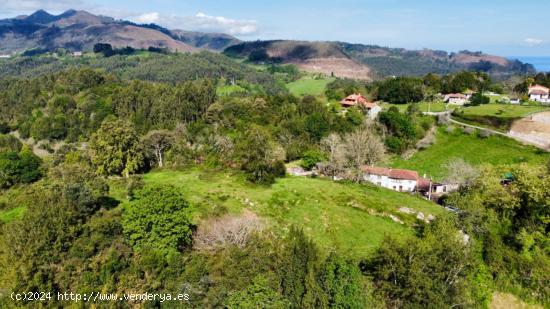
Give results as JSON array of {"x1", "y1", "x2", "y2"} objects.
[{"x1": 1, "y1": 0, "x2": 549, "y2": 56}]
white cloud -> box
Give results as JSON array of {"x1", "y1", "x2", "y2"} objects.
[
  {"x1": 188, "y1": 12, "x2": 258, "y2": 35},
  {"x1": 134, "y1": 12, "x2": 160, "y2": 24},
  {"x1": 129, "y1": 11, "x2": 259, "y2": 36},
  {"x1": 524, "y1": 37, "x2": 543, "y2": 46}
]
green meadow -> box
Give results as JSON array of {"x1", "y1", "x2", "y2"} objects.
[
  {"x1": 390, "y1": 126, "x2": 549, "y2": 180},
  {"x1": 286, "y1": 76, "x2": 334, "y2": 97},
  {"x1": 110, "y1": 168, "x2": 444, "y2": 257},
  {"x1": 458, "y1": 104, "x2": 550, "y2": 118}
]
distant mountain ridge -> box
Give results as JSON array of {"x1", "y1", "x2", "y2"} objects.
[
  {"x1": 224, "y1": 40, "x2": 535, "y2": 79},
  {"x1": 0, "y1": 9, "x2": 240, "y2": 53},
  {"x1": 0, "y1": 10, "x2": 536, "y2": 79}
]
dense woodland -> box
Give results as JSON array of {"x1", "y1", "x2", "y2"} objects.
[{"x1": 0, "y1": 52, "x2": 549, "y2": 308}]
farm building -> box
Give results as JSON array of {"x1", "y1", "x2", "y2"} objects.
[
  {"x1": 444, "y1": 93, "x2": 468, "y2": 105},
  {"x1": 528, "y1": 84, "x2": 550, "y2": 103},
  {"x1": 361, "y1": 166, "x2": 422, "y2": 192},
  {"x1": 361, "y1": 166, "x2": 458, "y2": 197},
  {"x1": 340, "y1": 94, "x2": 381, "y2": 119}
]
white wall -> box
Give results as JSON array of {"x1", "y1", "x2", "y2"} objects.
[{"x1": 363, "y1": 174, "x2": 417, "y2": 192}]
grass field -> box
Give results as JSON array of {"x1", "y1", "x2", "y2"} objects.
[
  {"x1": 110, "y1": 169, "x2": 444, "y2": 257},
  {"x1": 453, "y1": 104, "x2": 550, "y2": 131},
  {"x1": 217, "y1": 84, "x2": 247, "y2": 96},
  {"x1": 381, "y1": 101, "x2": 451, "y2": 113},
  {"x1": 286, "y1": 76, "x2": 333, "y2": 97},
  {"x1": 390, "y1": 127, "x2": 549, "y2": 180},
  {"x1": 459, "y1": 104, "x2": 550, "y2": 118},
  {"x1": 0, "y1": 206, "x2": 25, "y2": 223}
]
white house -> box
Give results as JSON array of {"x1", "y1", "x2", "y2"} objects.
[
  {"x1": 444, "y1": 93, "x2": 468, "y2": 105},
  {"x1": 72, "y1": 51, "x2": 83, "y2": 57},
  {"x1": 340, "y1": 94, "x2": 382, "y2": 119},
  {"x1": 528, "y1": 84, "x2": 550, "y2": 103},
  {"x1": 361, "y1": 166, "x2": 420, "y2": 192}
]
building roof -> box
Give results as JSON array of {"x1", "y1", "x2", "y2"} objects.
[
  {"x1": 529, "y1": 84, "x2": 549, "y2": 95},
  {"x1": 340, "y1": 93, "x2": 377, "y2": 108},
  {"x1": 445, "y1": 93, "x2": 467, "y2": 99},
  {"x1": 360, "y1": 166, "x2": 419, "y2": 181},
  {"x1": 530, "y1": 90, "x2": 549, "y2": 95},
  {"x1": 416, "y1": 178, "x2": 431, "y2": 191}
]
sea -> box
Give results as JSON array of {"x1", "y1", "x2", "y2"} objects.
[{"x1": 510, "y1": 56, "x2": 550, "y2": 72}]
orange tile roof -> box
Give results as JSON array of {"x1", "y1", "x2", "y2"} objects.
[{"x1": 340, "y1": 93, "x2": 377, "y2": 108}]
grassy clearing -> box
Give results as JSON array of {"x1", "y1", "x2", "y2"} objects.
[
  {"x1": 0, "y1": 206, "x2": 26, "y2": 223},
  {"x1": 217, "y1": 84, "x2": 246, "y2": 96},
  {"x1": 490, "y1": 292, "x2": 542, "y2": 309},
  {"x1": 286, "y1": 76, "x2": 333, "y2": 97},
  {"x1": 111, "y1": 169, "x2": 444, "y2": 257},
  {"x1": 381, "y1": 101, "x2": 451, "y2": 113},
  {"x1": 459, "y1": 104, "x2": 550, "y2": 118},
  {"x1": 390, "y1": 127, "x2": 549, "y2": 180},
  {"x1": 453, "y1": 104, "x2": 550, "y2": 131}
]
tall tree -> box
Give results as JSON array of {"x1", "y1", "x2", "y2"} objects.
[
  {"x1": 89, "y1": 119, "x2": 144, "y2": 177},
  {"x1": 142, "y1": 130, "x2": 174, "y2": 168},
  {"x1": 122, "y1": 185, "x2": 193, "y2": 252}
]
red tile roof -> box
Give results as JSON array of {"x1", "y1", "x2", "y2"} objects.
[
  {"x1": 360, "y1": 166, "x2": 419, "y2": 181},
  {"x1": 530, "y1": 90, "x2": 549, "y2": 95},
  {"x1": 416, "y1": 178, "x2": 431, "y2": 191},
  {"x1": 529, "y1": 85, "x2": 549, "y2": 95},
  {"x1": 340, "y1": 93, "x2": 377, "y2": 108}
]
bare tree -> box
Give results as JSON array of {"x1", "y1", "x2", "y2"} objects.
[
  {"x1": 443, "y1": 158, "x2": 479, "y2": 186},
  {"x1": 193, "y1": 210, "x2": 264, "y2": 251},
  {"x1": 321, "y1": 133, "x2": 346, "y2": 178},
  {"x1": 142, "y1": 130, "x2": 175, "y2": 168},
  {"x1": 342, "y1": 125, "x2": 386, "y2": 175}
]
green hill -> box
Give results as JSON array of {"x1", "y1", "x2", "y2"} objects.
[
  {"x1": 110, "y1": 169, "x2": 445, "y2": 257},
  {"x1": 391, "y1": 126, "x2": 549, "y2": 180}
]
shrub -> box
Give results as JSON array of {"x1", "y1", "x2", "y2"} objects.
[
  {"x1": 0, "y1": 147, "x2": 42, "y2": 189},
  {"x1": 445, "y1": 125, "x2": 456, "y2": 134},
  {"x1": 0, "y1": 122, "x2": 10, "y2": 134},
  {"x1": 462, "y1": 127, "x2": 475, "y2": 135},
  {"x1": 300, "y1": 150, "x2": 325, "y2": 171},
  {"x1": 122, "y1": 185, "x2": 193, "y2": 252},
  {"x1": 194, "y1": 210, "x2": 264, "y2": 251},
  {"x1": 478, "y1": 130, "x2": 492, "y2": 139}
]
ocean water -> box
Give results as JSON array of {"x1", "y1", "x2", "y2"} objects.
[{"x1": 511, "y1": 56, "x2": 550, "y2": 72}]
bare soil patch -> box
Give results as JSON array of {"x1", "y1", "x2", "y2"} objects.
[
  {"x1": 293, "y1": 57, "x2": 372, "y2": 80},
  {"x1": 509, "y1": 111, "x2": 550, "y2": 150}
]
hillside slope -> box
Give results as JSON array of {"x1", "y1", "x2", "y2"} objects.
[
  {"x1": 224, "y1": 40, "x2": 373, "y2": 80},
  {"x1": 109, "y1": 169, "x2": 444, "y2": 256},
  {"x1": 224, "y1": 40, "x2": 535, "y2": 79},
  {"x1": 0, "y1": 10, "x2": 240, "y2": 53}
]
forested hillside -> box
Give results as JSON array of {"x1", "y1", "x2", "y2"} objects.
[
  {"x1": 224, "y1": 40, "x2": 535, "y2": 79},
  {"x1": 0, "y1": 49, "x2": 548, "y2": 308}
]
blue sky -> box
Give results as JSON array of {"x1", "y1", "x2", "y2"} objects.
[{"x1": 1, "y1": 0, "x2": 549, "y2": 56}]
